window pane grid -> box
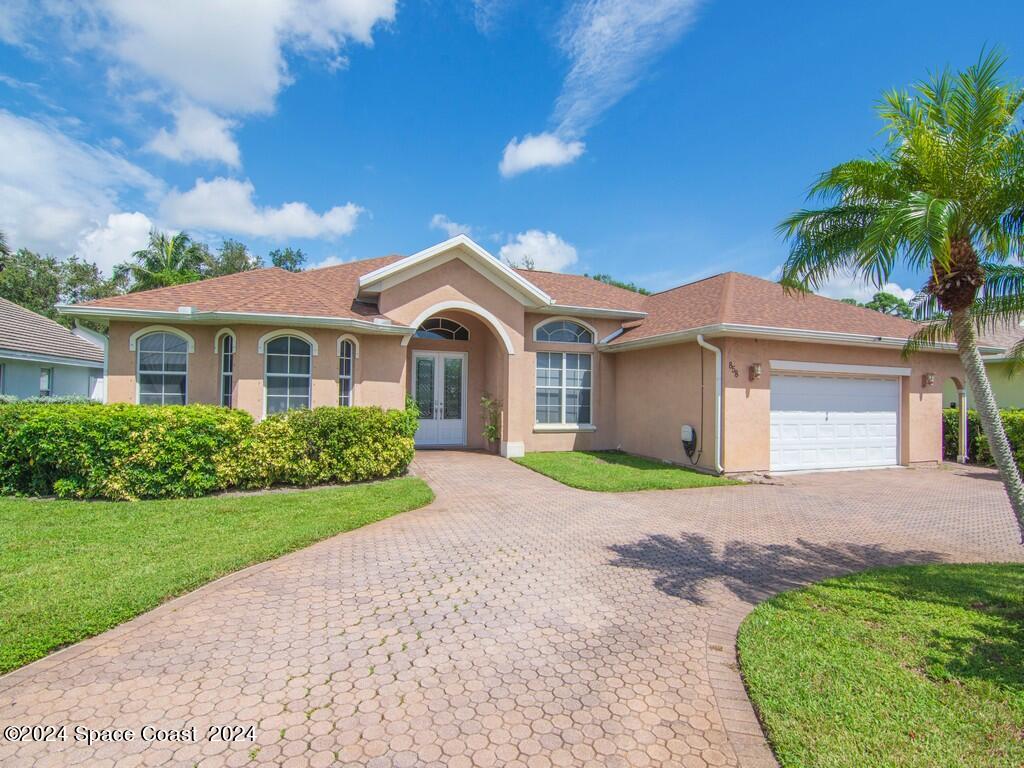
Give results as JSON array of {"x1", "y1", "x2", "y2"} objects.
[
  {"x1": 137, "y1": 332, "x2": 187, "y2": 405},
  {"x1": 265, "y1": 336, "x2": 311, "y2": 414},
  {"x1": 536, "y1": 320, "x2": 594, "y2": 344},
  {"x1": 535, "y1": 352, "x2": 591, "y2": 425},
  {"x1": 220, "y1": 335, "x2": 233, "y2": 408},
  {"x1": 339, "y1": 340, "x2": 353, "y2": 406}
]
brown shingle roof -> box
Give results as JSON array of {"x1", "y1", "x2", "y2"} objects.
[
  {"x1": 0, "y1": 297, "x2": 104, "y2": 364},
  {"x1": 75, "y1": 256, "x2": 402, "y2": 319},
  {"x1": 69, "y1": 256, "x2": 935, "y2": 347},
  {"x1": 609, "y1": 272, "x2": 925, "y2": 345},
  {"x1": 514, "y1": 269, "x2": 648, "y2": 312}
]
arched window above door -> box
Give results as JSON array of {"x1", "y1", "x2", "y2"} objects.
[{"x1": 415, "y1": 317, "x2": 470, "y2": 341}]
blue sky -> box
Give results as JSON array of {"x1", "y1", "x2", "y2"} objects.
[{"x1": 1, "y1": 1, "x2": 1021, "y2": 301}]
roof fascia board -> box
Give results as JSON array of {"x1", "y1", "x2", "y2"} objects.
[
  {"x1": 0, "y1": 349, "x2": 103, "y2": 368},
  {"x1": 358, "y1": 235, "x2": 552, "y2": 307},
  {"x1": 57, "y1": 305, "x2": 416, "y2": 336},
  {"x1": 534, "y1": 304, "x2": 647, "y2": 319},
  {"x1": 598, "y1": 322, "x2": 983, "y2": 354}
]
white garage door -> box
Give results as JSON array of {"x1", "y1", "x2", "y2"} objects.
[{"x1": 770, "y1": 374, "x2": 899, "y2": 472}]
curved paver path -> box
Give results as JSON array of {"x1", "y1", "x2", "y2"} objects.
[{"x1": 1, "y1": 453, "x2": 1021, "y2": 768}]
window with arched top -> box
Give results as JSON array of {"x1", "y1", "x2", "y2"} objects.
[
  {"x1": 415, "y1": 317, "x2": 470, "y2": 341},
  {"x1": 220, "y1": 334, "x2": 234, "y2": 407},
  {"x1": 265, "y1": 335, "x2": 312, "y2": 414},
  {"x1": 534, "y1": 319, "x2": 594, "y2": 344},
  {"x1": 137, "y1": 332, "x2": 188, "y2": 404},
  {"x1": 339, "y1": 339, "x2": 354, "y2": 406}
]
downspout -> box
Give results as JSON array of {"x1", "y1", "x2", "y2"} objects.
[{"x1": 696, "y1": 334, "x2": 723, "y2": 474}]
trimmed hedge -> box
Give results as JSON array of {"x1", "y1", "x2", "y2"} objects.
[
  {"x1": 942, "y1": 407, "x2": 1024, "y2": 469},
  {"x1": 0, "y1": 401, "x2": 418, "y2": 500},
  {"x1": 218, "y1": 405, "x2": 418, "y2": 490}
]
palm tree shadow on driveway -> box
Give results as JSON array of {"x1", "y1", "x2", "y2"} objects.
[{"x1": 607, "y1": 533, "x2": 945, "y2": 606}]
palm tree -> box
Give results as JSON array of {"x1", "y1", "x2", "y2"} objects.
[
  {"x1": 115, "y1": 230, "x2": 203, "y2": 291},
  {"x1": 779, "y1": 50, "x2": 1024, "y2": 543}
]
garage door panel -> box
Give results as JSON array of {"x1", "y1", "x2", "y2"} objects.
[{"x1": 770, "y1": 374, "x2": 899, "y2": 472}]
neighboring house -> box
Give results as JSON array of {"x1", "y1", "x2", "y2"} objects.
[
  {"x1": 0, "y1": 297, "x2": 105, "y2": 400},
  {"x1": 941, "y1": 322, "x2": 1024, "y2": 409},
  {"x1": 60, "y1": 235, "x2": 978, "y2": 474}
]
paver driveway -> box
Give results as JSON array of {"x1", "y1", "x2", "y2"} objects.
[{"x1": 2, "y1": 453, "x2": 1021, "y2": 768}]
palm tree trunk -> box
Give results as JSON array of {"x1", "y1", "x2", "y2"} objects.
[{"x1": 951, "y1": 309, "x2": 1024, "y2": 543}]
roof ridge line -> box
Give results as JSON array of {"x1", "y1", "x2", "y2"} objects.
[{"x1": 718, "y1": 272, "x2": 737, "y2": 324}]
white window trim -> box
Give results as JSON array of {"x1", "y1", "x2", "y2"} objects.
[
  {"x1": 338, "y1": 337, "x2": 356, "y2": 406},
  {"x1": 336, "y1": 334, "x2": 360, "y2": 358},
  {"x1": 213, "y1": 328, "x2": 236, "y2": 353},
  {"x1": 135, "y1": 332, "x2": 189, "y2": 405},
  {"x1": 262, "y1": 335, "x2": 313, "y2": 417},
  {"x1": 128, "y1": 325, "x2": 195, "y2": 353},
  {"x1": 220, "y1": 333, "x2": 235, "y2": 407},
  {"x1": 0, "y1": 363, "x2": 5, "y2": 394},
  {"x1": 532, "y1": 316, "x2": 597, "y2": 345},
  {"x1": 415, "y1": 316, "x2": 471, "y2": 341},
  {"x1": 535, "y1": 351, "x2": 594, "y2": 428},
  {"x1": 257, "y1": 328, "x2": 319, "y2": 356},
  {"x1": 39, "y1": 367, "x2": 54, "y2": 397}
]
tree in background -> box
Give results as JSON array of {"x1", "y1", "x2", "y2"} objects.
[
  {"x1": 0, "y1": 231, "x2": 9, "y2": 261},
  {"x1": 779, "y1": 50, "x2": 1024, "y2": 542},
  {"x1": 0, "y1": 249, "x2": 122, "y2": 328},
  {"x1": 202, "y1": 239, "x2": 263, "y2": 277},
  {"x1": 269, "y1": 247, "x2": 306, "y2": 272},
  {"x1": 585, "y1": 273, "x2": 651, "y2": 295},
  {"x1": 839, "y1": 291, "x2": 914, "y2": 318},
  {"x1": 115, "y1": 231, "x2": 203, "y2": 291}
]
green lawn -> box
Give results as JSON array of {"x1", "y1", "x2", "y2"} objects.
[
  {"x1": 738, "y1": 564, "x2": 1024, "y2": 768},
  {"x1": 512, "y1": 450, "x2": 739, "y2": 491},
  {"x1": 0, "y1": 478, "x2": 433, "y2": 674}
]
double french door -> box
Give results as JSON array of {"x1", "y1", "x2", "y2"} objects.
[{"x1": 412, "y1": 351, "x2": 467, "y2": 447}]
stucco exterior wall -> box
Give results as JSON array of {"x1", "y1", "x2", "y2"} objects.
[
  {"x1": 0, "y1": 357, "x2": 102, "y2": 399},
  {"x1": 106, "y1": 321, "x2": 406, "y2": 419},
  {"x1": 942, "y1": 360, "x2": 1024, "y2": 410},
  {"x1": 611, "y1": 342, "x2": 718, "y2": 472},
  {"x1": 720, "y1": 338, "x2": 963, "y2": 472}
]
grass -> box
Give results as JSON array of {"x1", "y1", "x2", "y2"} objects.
[
  {"x1": 512, "y1": 450, "x2": 739, "y2": 492},
  {"x1": 737, "y1": 564, "x2": 1024, "y2": 768},
  {"x1": 0, "y1": 478, "x2": 433, "y2": 674}
]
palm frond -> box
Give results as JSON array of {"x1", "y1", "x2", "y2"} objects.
[{"x1": 902, "y1": 317, "x2": 954, "y2": 358}]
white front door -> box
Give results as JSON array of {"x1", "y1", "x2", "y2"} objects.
[
  {"x1": 412, "y1": 351, "x2": 467, "y2": 447},
  {"x1": 770, "y1": 374, "x2": 900, "y2": 471}
]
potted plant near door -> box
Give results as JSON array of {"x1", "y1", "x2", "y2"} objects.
[{"x1": 481, "y1": 393, "x2": 502, "y2": 452}]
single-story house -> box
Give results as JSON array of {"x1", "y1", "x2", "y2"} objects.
[
  {"x1": 0, "y1": 297, "x2": 105, "y2": 400},
  {"x1": 60, "y1": 235, "x2": 981, "y2": 474},
  {"x1": 942, "y1": 321, "x2": 1023, "y2": 409}
]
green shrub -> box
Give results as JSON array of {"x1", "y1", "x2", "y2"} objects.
[
  {"x1": 220, "y1": 403, "x2": 418, "y2": 489},
  {"x1": 14, "y1": 395, "x2": 101, "y2": 405},
  {"x1": 0, "y1": 404, "x2": 252, "y2": 500},
  {"x1": 942, "y1": 407, "x2": 1024, "y2": 469}
]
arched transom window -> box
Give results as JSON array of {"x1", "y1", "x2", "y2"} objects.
[
  {"x1": 137, "y1": 332, "x2": 188, "y2": 405},
  {"x1": 265, "y1": 336, "x2": 312, "y2": 414},
  {"x1": 535, "y1": 319, "x2": 594, "y2": 344},
  {"x1": 415, "y1": 317, "x2": 470, "y2": 341}
]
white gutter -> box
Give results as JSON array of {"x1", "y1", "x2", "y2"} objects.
[
  {"x1": 597, "y1": 322, "x2": 998, "y2": 355},
  {"x1": 696, "y1": 334, "x2": 723, "y2": 474},
  {"x1": 0, "y1": 348, "x2": 104, "y2": 368},
  {"x1": 56, "y1": 305, "x2": 416, "y2": 336},
  {"x1": 534, "y1": 303, "x2": 648, "y2": 320}
]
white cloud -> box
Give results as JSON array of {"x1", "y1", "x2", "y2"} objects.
[
  {"x1": 311, "y1": 254, "x2": 351, "y2": 269},
  {"x1": 555, "y1": 0, "x2": 700, "y2": 136},
  {"x1": 147, "y1": 103, "x2": 240, "y2": 167},
  {"x1": 0, "y1": 110, "x2": 162, "y2": 264},
  {"x1": 471, "y1": 0, "x2": 515, "y2": 34},
  {"x1": 76, "y1": 211, "x2": 153, "y2": 273},
  {"x1": 499, "y1": 133, "x2": 585, "y2": 177},
  {"x1": 91, "y1": 0, "x2": 396, "y2": 114},
  {"x1": 499, "y1": 0, "x2": 700, "y2": 175},
  {"x1": 499, "y1": 230, "x2": 578, "y2": 272},
  {"x1": 429, "y1": 213, "x2": 473, "y2": 238},
  {"x1": 812, "y1": 272, "x2": 918, "y2": 304},
  {"x1": 161, "y1": 177, "x2": 363, "y2": 240}
]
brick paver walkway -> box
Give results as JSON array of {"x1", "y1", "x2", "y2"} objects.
[{"x1": 1, "y1": 454, "x2": 1021, "y2": 768}]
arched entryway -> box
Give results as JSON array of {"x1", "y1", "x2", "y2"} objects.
[{"x1": 404, "y1": 302, "x2": 512, "y2": 453}]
